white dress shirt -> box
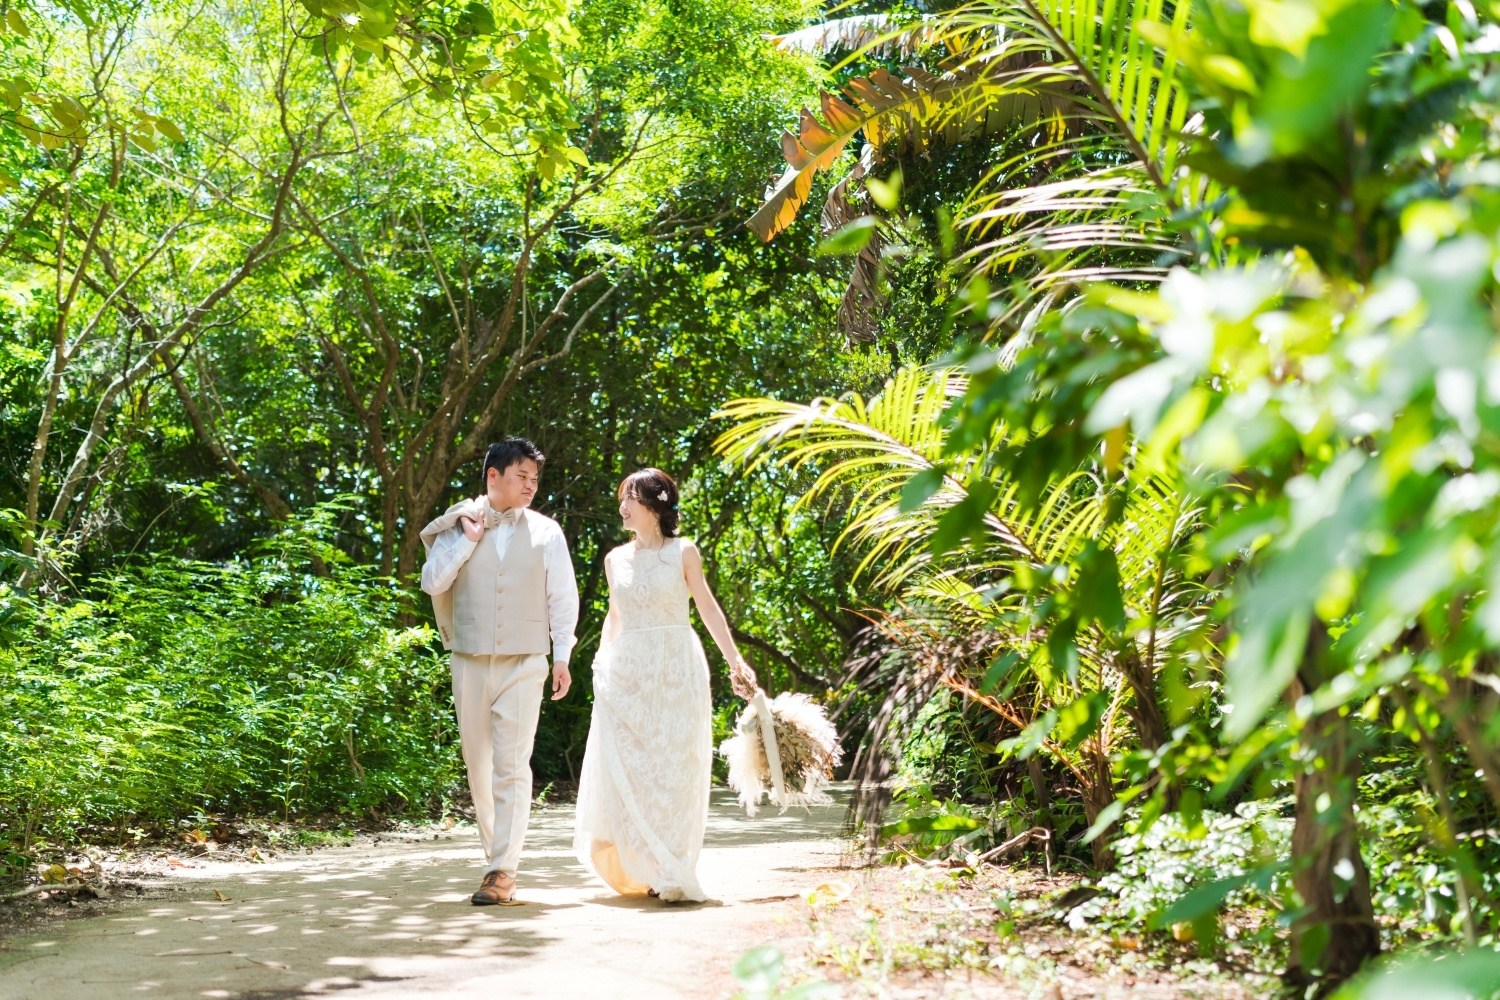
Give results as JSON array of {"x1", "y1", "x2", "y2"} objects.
[{"x1": 420, "y1": 503, "x2": 579, "y2": 663}]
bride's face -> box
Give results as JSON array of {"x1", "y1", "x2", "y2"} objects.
[{"x1": 619, "y1": 493, "x2": 657, "y2": 534}]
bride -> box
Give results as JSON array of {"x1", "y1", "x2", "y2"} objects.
[{"x1": 573, "y1": 468, "x2": 758, "y2": 902}]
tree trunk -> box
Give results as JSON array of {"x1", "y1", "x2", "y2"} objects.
[
  {"x1": 22, "y1": 355, "x2": 65, "y2": 558},
  {"x1": 1118, "y1": 646, "x2": 1169, "y2": 752},
  {"x1": 1079, "y1": 738, "x2": 1116, "y2": 871},
  {"x1": 398, "y1": 475, "x2": 451, "y2": 583},
  {"x1": 1446, "y1": 675, "x2": 1500, "y2": 816},
  {"x1": 379, "y1": 480, "x2": 400, "y2": 576},
  {"x1": 1027, "y1": 755, "x2": 1054, "y2": 863},
  {"x1": 1286, "y1": 636, "x2": 1380, "y2": 989},
  {"x1": 23, "y1": 189, "x2": 109, "y2": 558},
  {"x1": 1116, "y1": 646, "x2": 1180, "y2": 812}
]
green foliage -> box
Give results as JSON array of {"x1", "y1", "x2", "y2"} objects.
[
  {"x1": 0, "y1": 0, "x2": 858, "y2": 865},
  {"x1": 731, "y1": 945, "x2": 837, "y2": 1000},
  {"x1": 1090, "y1": 804, "x2": 1292, "y2": 932},
  {"x1": 726, "y1": 0, "x2": 1500, "y2": 988},
  {"x1": 1333, "y1": 948, "x2": 1500, "y2": 1000},
  {"x1": 718, "y1": 365, "x2": 1214, "y2": 868},
  {"x1": 0, "y1": 533, "x2": 458, "y2": 857}
]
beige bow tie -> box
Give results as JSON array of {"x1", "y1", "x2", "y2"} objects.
[{"x1": 483, "y1": 507, "x2": 521, "y2": 529}]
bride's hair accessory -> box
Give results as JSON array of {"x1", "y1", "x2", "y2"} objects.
[{"x1": 617, "y1": 467, "x2": 681, "y2": 537}]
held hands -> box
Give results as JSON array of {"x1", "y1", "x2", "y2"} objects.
[
  {"x1": 551, "y1": 660, "x2": 572, "y2": 700},
  {"x1": 729, "y1": 657, "x2": 758, "y2": 700}
]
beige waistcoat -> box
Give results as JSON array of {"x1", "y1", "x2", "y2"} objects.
[{"x1": 432, "y1": 510, "x2": 551, "y2": 656}]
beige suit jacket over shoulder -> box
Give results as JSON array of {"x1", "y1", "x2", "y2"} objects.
[{"x1": 419, "y1": 501, "x2": 552, "y2": 656}]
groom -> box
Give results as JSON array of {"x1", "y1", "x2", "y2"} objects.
[{"x1": 419, "y1": 438, "x2": 578, "y2": 905}]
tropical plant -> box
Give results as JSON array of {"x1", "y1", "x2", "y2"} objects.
[
  {"x1": 726, "y1": 0, "x2": 1500, "y2": 989},
  {"x1": 717, "y1": 366, "x2": 1214, "y2": 867},
  {"x1": 918, "y1": 0, "x2": 1500, "y2": 983},
  {"x1": 751, "y1": 0, "x2": 1205, "y2": 340}
]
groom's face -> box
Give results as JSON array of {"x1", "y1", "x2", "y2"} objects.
[{"x1": 488, "y1": 458, "x2": 540, "y2": 510}]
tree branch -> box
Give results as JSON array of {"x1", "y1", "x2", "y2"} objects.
[{"x1": 732, "y1": 627, "x2": 832, "y2": 690}]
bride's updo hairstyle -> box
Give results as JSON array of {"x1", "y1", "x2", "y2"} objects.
[{"x1": 619, "y1": 468, "x2": 680, "y2": 537}]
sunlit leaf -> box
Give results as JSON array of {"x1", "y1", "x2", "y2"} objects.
[{"x1": 818, "y1": 216, "x2": 876, "y2": 256}]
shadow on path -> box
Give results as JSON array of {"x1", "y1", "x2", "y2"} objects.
[{"x1": 0, "y1": 787, "x2": 849, "y2": 999}]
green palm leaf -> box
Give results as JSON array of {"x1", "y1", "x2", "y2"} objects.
[{"x1": 1013, "y1": 0, "x2": 1194, "y2": 182}]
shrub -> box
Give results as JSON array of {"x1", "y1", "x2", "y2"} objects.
[{"x1": 0, "y1": 548, "x2": 459, "y2": 859}]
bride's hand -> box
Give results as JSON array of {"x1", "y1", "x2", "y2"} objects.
[{"x1": 730, "y1": 658, "x2": 758, "y2": 699}]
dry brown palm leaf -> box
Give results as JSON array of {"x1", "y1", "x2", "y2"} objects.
[
  {"x1": 748, "y1": 46, "x2": 1074, "y2": 242},
  {"x1": 820, "y1": 145, "x2": 884, "y2": 341}
]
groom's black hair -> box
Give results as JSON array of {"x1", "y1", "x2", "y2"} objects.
[{"x1": 483, "y1": 438, "x2": 546, "y2": 483}]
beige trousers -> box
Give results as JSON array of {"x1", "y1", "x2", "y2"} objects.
[{"x1": 450, "y1": 651, "x2": 549, "y2": 875}]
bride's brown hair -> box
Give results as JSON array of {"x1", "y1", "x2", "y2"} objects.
[{"x1": 618, "y1": 468, "x2": 680, "y2": 537}]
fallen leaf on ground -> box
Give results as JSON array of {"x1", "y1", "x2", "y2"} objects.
[
  {"x1": 42, "y1": 864, "x2": 66, "y2": 883},
  {"x1": 168, "y1": 858, "x2": 188, "y2": 868},
  {"x1": 440, "y1": 816, "x2": 456, "y2": 831},
  {"x1": 214, "y1": 890, "x2": 230, "y2": 901},
  {"x1": 807, "y1": 880, "x2": 853, "y2": 905}
]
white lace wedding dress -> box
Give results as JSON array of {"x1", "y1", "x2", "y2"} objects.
[{"x1": 573, "y1": 538, "x2": 713, "y2": 901}]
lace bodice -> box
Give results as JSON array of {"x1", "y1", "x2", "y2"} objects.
[{"x1": 607, "y1": 538, "x2": 691, "y2": 630}]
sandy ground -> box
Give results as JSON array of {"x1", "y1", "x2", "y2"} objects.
[{"x1": 0, "y1": 789, "x2": 848, "y2": 1000}]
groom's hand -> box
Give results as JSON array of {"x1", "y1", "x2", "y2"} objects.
[
  {"x1": 550, "y1": 660, "x2": 571, "y2": 700},
  {"x1": 460, "y1": 515, "x2": 484, "y2": 542}
]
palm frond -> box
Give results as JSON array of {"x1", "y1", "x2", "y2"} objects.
[
  {"x1": 769, "y1": 14, "x2": 940, "y2": 58},
  {"x1": 721, "y1": 371, "x2": 1218, "y2": 852},
  {"x1": 748, "y1": 37, "x2": 1075, "y2": 241},
  {"x1": 751, "y1": 0, "x2": 1196, "y2": 241},
  {"x1": 718, "y1": 368, "x2": 1104, "y2": 595},
  {"x1": 1001, "y1": 0, "x2": 1194, "y2": 184},
  {"x1": 715, "y1": 368, "x2": 976, "y2": 589}
]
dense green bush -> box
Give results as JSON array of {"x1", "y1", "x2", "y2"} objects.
[{"x1": 0, "y1": 539, "x2": 458, "y2": 859}]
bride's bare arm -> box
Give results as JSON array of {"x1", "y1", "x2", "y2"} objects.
[
  {"x1": 682, "y1": 540, "x2": 758, "y2": 698},
  {"x1": 602, "y1": 603, "x2": 621, "y2": 645}
]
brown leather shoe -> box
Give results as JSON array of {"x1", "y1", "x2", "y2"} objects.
[{"x1": 471, "y1": 870, "x2": 515, "y2": 905}]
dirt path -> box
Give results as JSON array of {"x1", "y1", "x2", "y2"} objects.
[{"x1": 0, "y1": 789, "x2": 847, "y2": 999}]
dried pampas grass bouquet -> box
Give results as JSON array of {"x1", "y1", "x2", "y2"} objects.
[{"x1": 719, "y1": 690, "x2": 842, "y2": 816}]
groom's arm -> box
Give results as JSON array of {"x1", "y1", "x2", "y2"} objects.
[{"x1": 541, "y1": 523, "x2": 579, "y2": 696}]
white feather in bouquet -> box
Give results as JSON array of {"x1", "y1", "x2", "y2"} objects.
[{"x1": 720, "y1": 690, "x2": 842, "y2": 816}]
